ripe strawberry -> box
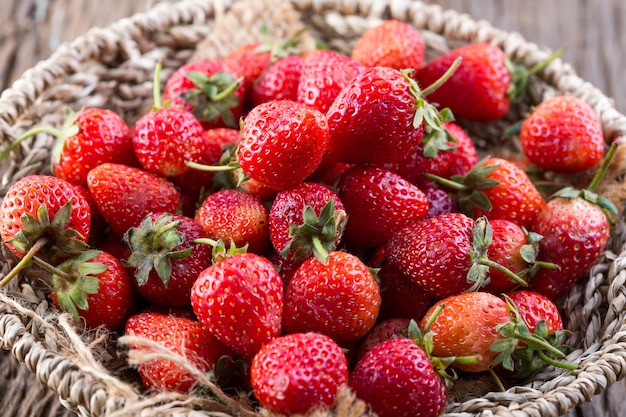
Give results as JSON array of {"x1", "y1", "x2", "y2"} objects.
[
  {"x1": 282, "y1": 250, "x2": 381, "y2": 345},
  {"x1": 223, "y1": 42, "x2": 273, "y2": 93},
  {"x1": 507, "y1": 290, "x2": 564, "y2": 336},
  {"x1": 350, "y1": 337, "x2": 447, "y2": 417},
  {"x1": 0, "y1": 174, "x2": 91, "y2": 263},
  {"x1": 351, "y1": 20, "x2": 425, "y2": 71},
  {"x1": 238, "y1": 99, "x2": 329, "y2": 190},
  {"x1": 519, "y1": 95, "x2": 605, "y2": 173},
  {"x1": 250, "y1": 332, "x2": 349, "y2": 415},
  {"x1": 50, "y1": 108, "x2": 137, "y2": 186},
  {"x1": 421, "y1": 291, "x2": 513, "y2": 372},
  {"x1": 194, "y1": 189, "x2": 270, "y2": 254},
  {"x1": 123, "y1": 212, "x2": 213, "y2": 307},
  {"x1": 252, "y1": 55, "x2": 304, "y2": 106},
  {"x1": 124, "y1": 311, "x2": 231, "y2": 393},
  {"x1": 416, "y1": 43, "x2": 511, "y2": 121},
  {"x1": 356, "y1": 317, "x2": 411, "y2": 361},
  {"x1": 268, "y1": 182, "x2": 346, "y2": 262},
  {"x1": 326, "y1": 64, "x2": 454, "y2": 165},
  {"x1": 337, "y1": 165, "x2": 428, "y2": 249},
  {"x1": 441, "y1": 121, "x2": 479, "y2": 178},
  {"x1": 86, "y1": 163, "x2": 180, "y2": 237},
  {"x1": 191, "y1": 252, "x2": 283, "y2": 359},
  {"x1": 296, "y1": 49, "x2": 364, "y2": 113},
  {"x1": 376, "y1": 261, "x2": 434, "y2": 322},
  {"x1": 528, "y1": 190, "x2": 612, "y2": 299},
  {"x1": 433, "y1": 156, "x2": 545, "y2": 229},
  {"x1": 424, "y1": 187, "x2": 457, "y2": 219},
  {"x1": 51, "y1": 249, "x2": 134, "y2": 330},
  {"x1": 163, "y1": 59, "x2": 245, "y2": 129}
]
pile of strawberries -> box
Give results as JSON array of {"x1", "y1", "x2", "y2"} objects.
[{"x1": 0, "y1": 18, "x2": 618, "y2": 417}]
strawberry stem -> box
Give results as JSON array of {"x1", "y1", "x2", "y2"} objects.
[
  {"x1": 536, "y1": 349, "x2": 578, "y2": 371},
  {"x1": 420, "y1": 57, "x2": 463, "y2": 97},
  {"x1": 588, "y1": 141, "x2": 618, "y2": 193},
  {"x1": 423, "y1": 173, "x2": 468, "y2": 191},
  {"x1": 478, "y1": 258, "x2": 529, "y2": 287},
  {"x1": 488, "y1": 369, "x2": 507, "y2": 392},
  {"x1": 153, "y1": 61, "x2": 164, "y2": 109},
  {"x1": 186, "y1": 160, "x2": 240, "y2": 172},
  {"x1": 0, "y1": 237, "x2": 48, "y2": 287},
  {"x1": 0, "y1": 126, "x2": 64, "y2": 161}
]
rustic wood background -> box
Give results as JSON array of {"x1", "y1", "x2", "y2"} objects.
[{"x1": 0, "y1": 0, "x2": 625, "y2": 417}]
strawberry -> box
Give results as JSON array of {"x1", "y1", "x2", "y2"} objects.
[
  {"x1": 376, "y1": 261, "x2": 433, "y2": 322},
  {"x1": 519, "y1": 95, "x2": 605, "y2": 173},
  {"x1": 356, "y1": 317, "x2": 411, "y2": 361},
  {"x1": 424, "y1": 187, "x2": 458, "y2": 219},
  {"x1": 238, "y1": 99, "x2": 329, "y2": 190},
  {"x1": 251, "y1": 54, "x2": 304, "y2": 106},
  {"x1": 416, "y1": 42, "x2": 511, "y2": 121},
  {"x1": 49, "y1": 108, "x2": 138, "y2": 186},
  {"x1": 326, "y1": 63, "x2": 457, "y2": 165},
  {"x1": 268, "y1": 181, "x2": 346, "y2": 262},
  {"x1": 351, "y1": 20, "x2": 425, "y2": 72},
  {"x1": 282, "y1": 250, "x2": 381, "y2": 345},
  {"x1": 86, "y1": 163, "x2": 180, "y2": 237},
  {"x1": 506, "y1": 290, "x2": 564, "y2": 336},
  {"x1": 250, "y1": 332, "x2": 349, "y2": 415},
  {"x1": 194, "y1": 189, "x2": 270, "y2": 254},
  {"x1": 296, "y1": 49, "x2": 364, "y2": 113},
  {"x1": 337, "y1": 165, "x2": 428, "y2": 249},
  {"x1": 350, "y1": 337, "x2": 448, "y2": 417},
  {"x1": 191, "y1": 252, "x2": 283, "y2": 359},
  {"x1": 124, "y1": 311, "x2": 231, "y2": 393},
  {"x1": 123, "y1": 212, "x2": 213, "y2": 307},
  {"x1": 51, "y1": 249, "x2": 134, "y2": 330},
  {"x1": 223, "y1": 42, "x2": 273, "y2": 94},
  {"x1": 163, "y1": 59, "x2": 245, "y2": 129},
  {"x1": 0, "y1": 174, "x2": 91, "y2": 265}
]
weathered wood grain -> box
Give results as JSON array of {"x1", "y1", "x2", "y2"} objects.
[{"x1": 0, "y1": 1, "x2": 625, "y2": 417}]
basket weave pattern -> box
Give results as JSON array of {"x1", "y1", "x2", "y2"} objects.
[{"x1": 1, "y1": 0, "x2": 626, "y2": 416}]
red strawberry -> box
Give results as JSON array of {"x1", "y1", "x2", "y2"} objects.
[
  {"x1": 283, "y1": 250, "x2": 381, "y2": 345},
  {"x1": 507, "y1": 290, "x2": 564, "y2": 336},
  {"x1": 441, "y1": 121, "x2": 479, "y2": 178},
  {"x1": 268, "y1": 182, "x2": 346, "y2": 262},
  {"x1": 0, "y1": 174, "x2": 91, "y2": 263},
  {"x1": 51, "y1": 108, "x2": 137, "y2": 186},
  {"x1": 51, "y1": 249, "x2": 134, "y2": 330},
  {"x1": 337, "y1": 165, "x2": 428, "y2": 249},
  {"x1": 519, "y1": 95, "x2": 604, "y2": 173},
  {"x1": 351, "y1": 20, "x2": 425, "y2": 72},
  {"x1": 376, "y1": 261, "x2": 434, "y2": 322},
  {"x1": 194, "y1": 189, "x2": 270, "y2": 254},
  {"x1": 416, "y1": 43, "x2": 511, "y2": 121},
  {"x1": 326, "y1": 65, "x2": 454, "y2": 165},
  {"x1": 191, "y1": 252, "x2": 283, "y2": 359},
  {"x1": 123, "y1": 212, "x2": 213, "y2": 307},
  {"x1": 86, "y1": 163, "x2": 180, "y2": 237},
  {"x1": 356, "y1": 317, "x2": 411, "y2": 361},
  {"x1": 163, "y1": 59, "x2": 245, "y2": 129},
  {"x1": 238, "y1": 99, "x2": 329, "y2": 190},
  {"x1": 250, "y1": 332, "x2": 349, "y2": 415},
  {"x1": 124, "y1": 311, "x2": 231, "y2": 393},
  {"x1": 296, "y1": 49, "x2": 364, "y2": 113},
  {"x1": 350, "y1": 337, "x2": 448, "y2": 417},
  {"x1": 252, "y1": 54, "x2": 304, "y2": 106},
  {"x1": 424, "y1": 187, "x2": 458, "y2": 219}
]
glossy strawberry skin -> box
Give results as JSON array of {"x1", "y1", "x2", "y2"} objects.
[
  {"x1": 483, "y1": 219, "x2": 529, "y2": 294},
  {"x1": 125, "y1": 311, "x2": 231, "y2": 393},
  {"x1": 194, "y1": 189, "x2": 270, "y2": 254},
  {"x1": 86, "y1": 163, "x2": 180, "y2": 237},
  {"x1": 350, "y1": 337, "x2": 447, "y2": 417},
  {"x1": 506, "y1": 290, "x2": 564, "y2": 334},
  {"x1": 52, "y1": 108, "x2": 137, "y2": 186},
  {"x1": 326, "y1": 66, "x2": 424, "y2": 165},
  {"x1": 297, "y1": 49, "x2": 364, "y2": 113},
  {"x1": 250, "y1": 332, "x2": 349, "y2": 415},
  {"x1": 269, "y1": 182, "x2": 344, "y2": 259},
  {"x1": 421, "y1": 291, "x2": 513, "y2": 372},
  {"x1": 283, "y1": 251, "x2": 381, "y2": 345},
  {"x1": 385, "y1": 212, "x2": 475, "y2": 299},
  {"x1": 252, "y1": 55, "x2": 304, "y2": 106},
  {"x1": 337, "y1": 165, "x2": 428, "y2": 249},
  {"x1": 528, "y1": 197, "x2": 610, "y2": 300},
  {"x1": 351, "y1": 19, "x2": 425, "y2": 72},
  {"x1": 191, "y1": 252, "x2": 283, "y2": 359},
  {"x1": 472, "y1": 157, "x2": 545, "y2": 230},
  {"x1": 238, "y1": 99, "x2": 329, "y2": 191},
  {"x1": 520, "y1": 95, "x2": 605, "y2": 173},
  {"x1": 0, "y1": 174, "x2": 91, "y2": 259},
  {"x1": 356, "y1": 317, "x2": 411, "y2": 362},
  {"x1": 223, "y1": 42, "x2": 272, "y2": 99},
  {"x1": 132, "y1": 107, "x2": 206, "y2": 178},
  {"x1": 416, "y1": 43, "x2": 511, "y2": 121},
  {"x1": 51, "y1": 251, "x2": 134, "y2": 330}
]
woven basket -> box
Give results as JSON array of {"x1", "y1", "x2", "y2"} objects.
[{"x1": 1, "y1": 0, "x2": 626, "y2": 416}]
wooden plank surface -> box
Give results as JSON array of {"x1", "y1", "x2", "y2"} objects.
[{"x1": 0, "y1": 1, "x2": 625, "y2": 417}]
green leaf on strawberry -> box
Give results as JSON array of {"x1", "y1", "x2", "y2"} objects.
[{"x1": 52, "y1": 249, "x2": 104, "y2": 318}]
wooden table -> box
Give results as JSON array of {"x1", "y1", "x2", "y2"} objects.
[{"x1": 0, "y1": 1, "x2": 625, "y2": 416}]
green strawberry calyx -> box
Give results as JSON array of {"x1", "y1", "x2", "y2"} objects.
[
  {"x1": 490, "y1": 295, "x2": 578, "y2": 378},
  {"x1": 192, "y1": 238, "x2": 249, "y2": 265},
  {"x1": 280, "y1": 199, "x2": 347, "y2": 263},
  {"x1": 183, "y1": 70, "x2": 241, "y2": 128},
  {"x1": 506, "y1": 48, "x2": 564, "y2": 101},
  {"x1": 123, "y1": 213, "x2": 193, "y2": 288},
  {"x1": 52, "y1": 249, "x2": 104, "y2": 318}
]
